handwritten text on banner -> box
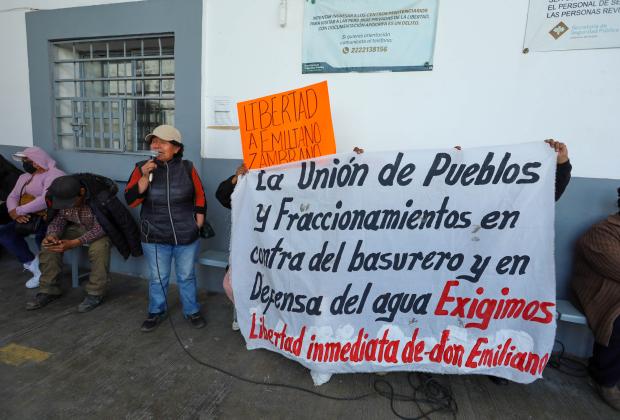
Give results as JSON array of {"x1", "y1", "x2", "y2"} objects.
[
  {"x1": 231, "y1": 143, "x2": 557, "y2": 384},
  {"x1": 237, "y1": 81, "x2": 336, "y2": 170}
]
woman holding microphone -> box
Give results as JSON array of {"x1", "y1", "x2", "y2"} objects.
[{"x1": 125, "y1": 125, "x2": 207, "y2": 332}]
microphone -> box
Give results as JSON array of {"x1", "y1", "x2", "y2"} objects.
[{"x1": 141, "y1": 150, "x2": 159, "y2": 183}]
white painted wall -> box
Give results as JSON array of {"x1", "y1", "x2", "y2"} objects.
[
  {"x1": 203, "y1": 0, "x2": 620, "y2": 179},
  {"x1": 1, "y1": 0, "x2": 617, "y2": 178},
  {"x1": 0, "y1": 0, "x2": 141, "y2": 148}
]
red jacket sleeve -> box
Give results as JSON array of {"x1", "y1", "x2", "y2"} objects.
[
  {"x1": 124, "y1": 166, "x2": 145, "y2": 208},
  {"x1": 191, "y1": 167, "x2": 206, "y2": 215}
]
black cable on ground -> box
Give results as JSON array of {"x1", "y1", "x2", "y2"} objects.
[
  {"x1": 548, "y1": 339, "x2": 589, "y2": 377},
  {"x1": 373, "y1": 373, "x2": 458, "y2": 420},
  {"x1": 153, "y1": 245, "x2": 458, "y2": 418}
]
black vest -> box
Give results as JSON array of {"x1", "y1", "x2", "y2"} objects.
[{"x1": 139, "y1": 157, "x2": 198, "y2": 245}]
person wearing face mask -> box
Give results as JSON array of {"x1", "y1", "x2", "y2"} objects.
[
  {"x1": 124, "y1": 125, "x2": 207, "y2": 332},
  {"x1": 0, "y1": 147, "x2": 64, "y2": 288}
]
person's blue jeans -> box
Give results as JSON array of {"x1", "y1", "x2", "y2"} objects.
[
  {"x1": 142, "y1": 240, "x2": 201, "y2": 317},
  {"x1": 0, "y1": 221, "x2": 46, "y2": 264}
]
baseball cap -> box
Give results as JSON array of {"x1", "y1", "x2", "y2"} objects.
[
  {"x1": 144, "y1": 125, "x2": 182, "y2": 144},
  {"x1": 12, "y1": 151, "x2": 27, "y2": 162},
  {"x1": 48, "y1": 176, "x2": 82, "y2": 209}
]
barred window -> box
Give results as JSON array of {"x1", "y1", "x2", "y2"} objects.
[{"x1": 52, "y1": 34, "x2": 175, "y2": 153}]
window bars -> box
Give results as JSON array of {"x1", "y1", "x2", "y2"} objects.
[{"x1": 52, "y1": 34, "x2": 175, "y2": 153}]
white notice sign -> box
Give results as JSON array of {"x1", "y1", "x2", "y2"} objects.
[{"x1": 524, "y1": 0, "x2": 620, "y2": 51}]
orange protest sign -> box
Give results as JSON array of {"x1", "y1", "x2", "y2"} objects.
[{"x1": 237, "y1": 81, "x2": 336, "y2": 170}]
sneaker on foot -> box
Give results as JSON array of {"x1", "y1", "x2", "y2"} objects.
[
  {"x1": 77, "y1": 294, "x2": 103, "y2": 313},
  {"x1": 24, "y1": 256, "x2": 40, "y2": 273},
  {"x1": 24, "y1": 257, "x2": 41, "y2": 289},
  {"x1": 25, "y1": 275, "x2": 40, "y2": 289},
  {"x1": 141, "y1": 312, "x2": 167, "y2": 332},
  {"x1": 25, "y1": 293, "x2": 60, "y2": 310},
  {"x1": 231, "y1": 310, "x2": 239, "y2": 331},
  {"x1": 188, "y1": 312, "x2": 206, "y2": 329}
]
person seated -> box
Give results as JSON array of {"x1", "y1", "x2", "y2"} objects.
[
  {"x1": 26, "y1": 173, "x2": 142, "y2": 312},
  {"x1": 0, "y1": 147, "x2": 64, "y2": 288},
  {"x1": 571, "y1": 188, "x2": 620, "y2": 411}
]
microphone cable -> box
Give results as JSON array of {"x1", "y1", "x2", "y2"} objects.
[{"x1": 153, "y1": 244, "x2": 458, "y2": 418}]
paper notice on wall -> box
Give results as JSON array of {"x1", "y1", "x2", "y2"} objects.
[
  {"x1": 524, "y1": 0, "x2": 620, "y2": 51},
  {"x1": 236, "y1": 81, "x2": 336, "y2": 170},
  {"x1": 206, "y1": 96, "x2": 238, "y2": 128},
  {"x1": 231, "y1": 142, "x2": 557, "y2": 384},
  {"x1": 302, "y1": 0, "x2": 439, "y2": 73}
]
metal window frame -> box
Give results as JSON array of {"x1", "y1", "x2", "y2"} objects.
[{"x1": 51, "y1": 33, "x2": 175, "y2": 154}]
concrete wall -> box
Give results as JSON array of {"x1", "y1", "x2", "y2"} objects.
[
  {"x1": 201, "y1": 0, "x2": 617, "y2": 357},
  {"x1": 202, "y1": 0, "x2": 619, "y2": 180},
  {"x1": 21, "y1": 0, "x2": 217, "y2": 288},
  {"x1": 200, "y1": 0, "x2": 620, "y2": 290},
  {"x1": 0, "y1": 0, "x2": 141, "y2": 149},
  {"x1": 24, "y1": 0, "x2": 202, "y2": 181}
]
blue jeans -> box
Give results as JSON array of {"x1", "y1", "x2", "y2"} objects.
[
  {"x1": 142, "y1": 240, "x2": 201, "y2": 317},
  {"x1": 0, "y1": 221, "x2": 46, "y2": 264}
]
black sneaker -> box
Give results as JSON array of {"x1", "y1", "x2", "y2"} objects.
[
  {"x1": 25, "y1": 293, "x2": 60, "y2": 310},
  {"x1": 77, "y1": 294, "x2": 103, "y2": 313},
  {"x1": 141, "y1": 312, "x2": 167, "y2": 332},
  {"x1": 188, "y1": 312, "x2": 206, "y2": 329}
]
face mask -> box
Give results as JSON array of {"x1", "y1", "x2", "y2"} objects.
[{"x1": 22, "y1": 161, "x2": 37, "y2": 174}]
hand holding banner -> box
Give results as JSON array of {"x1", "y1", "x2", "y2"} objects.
[{"x1": 231, "y1": 143, "x2": 557, "y2": 384}]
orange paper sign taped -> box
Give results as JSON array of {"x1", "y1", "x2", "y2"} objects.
[{"x1": 237, "y1": 81, "x2": 336, "y2": 170}]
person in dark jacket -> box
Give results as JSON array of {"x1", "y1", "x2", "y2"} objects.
[
  {"x1": 216, "y1": 163, "x2": 248, "y2": 332},
  {"x1": 26, "y1": 173, "x2": 141, "y2": 312},
  {"x1": 544, "y1": 139, "x2": 572, "y2": 201},
  {"x1": 125, "y1": 125, "x2": 207, "y2": 332},
  {"x1": 215, "y1": 147, "x2": 365, "y2": 332},
  {"x1": 46, "y1": 173, "x2": 143, "y2": 259},
  {"x1": 487, "y1": 139, "x2": 572, "y2": 386},
  {"x1": 215, "y1": 163, "x2": 247, "y2": 211},
  {"x1": 0, "y1": 154, "x2": 23, "y2": 224}
]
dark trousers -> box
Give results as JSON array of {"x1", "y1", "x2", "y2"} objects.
[
  {"x1": 0, "y1": 203, "x2": 11, "y2": 225},
  {"x1": 590, "y1": 316, "x2": 620, "y2": 387},
  {"x1": 0, "y1": 220, "x2": 46, "y2": 264}
]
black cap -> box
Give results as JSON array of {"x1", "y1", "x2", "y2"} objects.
[{"x1": 48, "y1": 176, "x2": 81, "y2": 209}]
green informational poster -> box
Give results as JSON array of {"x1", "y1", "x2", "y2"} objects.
[{"x1": 302, "y1": 0, "x2": 439, "y2": 74}]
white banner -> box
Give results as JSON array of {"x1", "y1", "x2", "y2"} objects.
[
  {"x1": 231, "y1": 143, "x2": 557, "y2": 384},
  {"x1": 302, "y1": 0, "x2": 439, "y2": 73},
  {"x1": 524, "y1": 0, "x2": 620, "y2": 51}
]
